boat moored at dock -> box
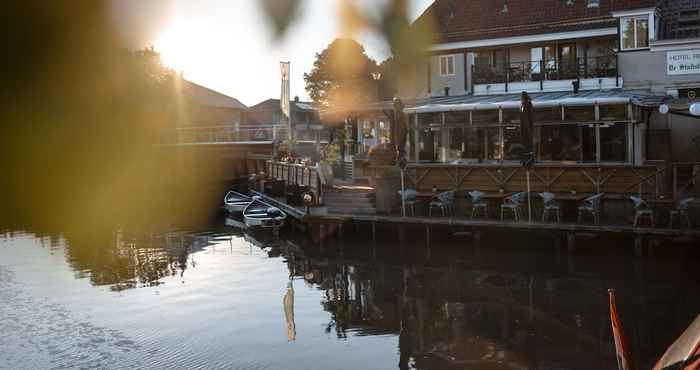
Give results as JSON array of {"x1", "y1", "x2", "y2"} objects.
[
  {"x1": 243, "y1": 198, "x2": 287, "y2": 230},
  {"x1": 224, "y1": 191, "x2": 253, "y2": 214}
]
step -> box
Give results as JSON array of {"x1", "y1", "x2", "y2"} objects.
[
  {"x1": 327, "y1": 206, "x2": 376, "y2": 215},
  {"x1": 323, "y1": 193, "x2": 375, "y2": 201}
]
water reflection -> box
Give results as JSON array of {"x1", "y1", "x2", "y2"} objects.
[
  {"x1": 281, "y1": 234, "x2": 699, "y2": 370},
  {"x1": 2, "y1": 221, "x2": 698, "y2": 370}
]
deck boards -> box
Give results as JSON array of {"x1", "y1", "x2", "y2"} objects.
[{"x1": 310, "y1": 213, "x2": 700, "y2": 238}]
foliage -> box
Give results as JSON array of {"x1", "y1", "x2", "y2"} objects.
[
  {"x1": 321, "y1": 143, "x2": 341, "y2": 165},
  {"x1": 304, "y1": 39, "x2": 380, "y2": 108},
  {"x1": 278, "y1": 138, "x2": 298, "y2": 160},
  {"x1": 1, "y1": 1, "x2": 180, "y2": 228},
  {"x1": 260, "y1": 0, "x2": 434, "y2": 82}
]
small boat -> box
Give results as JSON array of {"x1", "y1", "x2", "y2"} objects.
[
  {"x1": 243, "y1": 198, "x2": 287, "y2": 229},
  {"x1": 224, "y1": 191, "x2": 253, "y2": 214}
]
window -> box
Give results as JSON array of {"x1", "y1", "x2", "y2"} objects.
[
  {"x1": 417, "y1": 113, "x2": 442, "y2": 161},
  {"x1": 587, "y1": 0, "x2": 599, "y2": 8},
  {"x1": 621, "y1": 15, "x2": 649, "y2": 50},
  {"x1": 439, "y1": 55, "x2": 455, "y2": 76}
]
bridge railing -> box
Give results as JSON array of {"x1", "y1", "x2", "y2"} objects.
[{"x1": 161, "y1": 125, "x2": 289, "y2": 145}]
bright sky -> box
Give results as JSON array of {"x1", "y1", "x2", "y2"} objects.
[{"x1": 111, "y1": 0, "x2": 433, "y2": 107}]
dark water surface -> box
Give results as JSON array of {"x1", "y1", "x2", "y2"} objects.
[{"x1": 1, "y1": 219, "x2": 698, "y2": 370}]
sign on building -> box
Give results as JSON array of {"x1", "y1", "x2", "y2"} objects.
[{"x1": 667, "y1": 50, "x2": 700, "y2": 75}]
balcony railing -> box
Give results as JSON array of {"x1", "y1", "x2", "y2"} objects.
[
  {"x1": 472, "y1": 55, "x2": 618, "y2": 88},
  {"x1": 161, "y1": 125, "x2": 289, "y2": 145}
]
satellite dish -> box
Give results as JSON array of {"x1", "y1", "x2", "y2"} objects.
[{"x1": 690, "y1": 102, "x2": 700, "y2": 117}]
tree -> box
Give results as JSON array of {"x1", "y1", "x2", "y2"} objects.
[{"x1": 304, "y1": 38, "x2": 379, "y2": 108}]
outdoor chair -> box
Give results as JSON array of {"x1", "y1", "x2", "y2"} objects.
[
  {"x1": 577, "y1": 193, "x2": 604, "y2": 225},
  {"x1": 429, "y1": 191, "x2": 455, "y2": 217},
  {"x1": 669, "y1": 197, "x2": 695, "y2": 228},
  {"x1": 398, "y1": 188, "x2": 418, "y2": 216},
  {"x1": 501, "y1": 192, "x2": 526, "y2": 221},
  {"x1": 468, "y1": 190, "x2": 489, "y2": 219},
  {"x1": 540, "y1": 192, "x2": 561, "y2": 223},
  {"x1": 631, "y1": 196, "x2": 654, "y2": 228}
]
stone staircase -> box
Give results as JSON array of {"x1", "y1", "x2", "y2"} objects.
[{"x1": 323, "y1": 186, "x2": 376, "y2": 215}]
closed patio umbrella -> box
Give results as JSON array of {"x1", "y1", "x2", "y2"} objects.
[
  {"x1": 520, "y1": 92, "x2": 535, "y2": 222},
  {"x1": 652, "y1": 314, "x2": 700, "y2": 370}
]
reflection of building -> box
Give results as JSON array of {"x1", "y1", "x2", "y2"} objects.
[{"x1": 281, "y1": 236, "x2": 700, "y2": 370}]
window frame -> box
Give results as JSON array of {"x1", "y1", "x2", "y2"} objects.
[
  {"x1": 439, "y1": 55, "x2": 456, "y2": 76},
  {"x1": 620, "y1": 14, "x2": 651, "y2": 50}
]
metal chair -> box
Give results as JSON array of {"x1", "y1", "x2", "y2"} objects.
[
  {"x1": 501, "y1": 192, "x2": 526, "y2": 221},
  {"x1": 669, "y1": 197, "x2": 695, "y2": 228},
  {"x1": 468, "y1": 190, "x2": 489, "y2": 219},
  {"x1": 540, "y1": 192, "x2": 561, "y2": 223},
  {"x1": 398, "y1": 189, "x2": 418, "y2": 216},
  {"x1": 577, "y1": 193, "x2": 603, "y2": 225},
  {"x1": 429, "y1": 191, "x2": 455, "y2": 216},
  {"x1": 631, "y1": 196, "x2": 654, "y2": 228}
]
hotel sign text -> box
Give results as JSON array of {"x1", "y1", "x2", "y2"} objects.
[{"x1": 667, "y1": 50, "x2": 700, "y2": 75}]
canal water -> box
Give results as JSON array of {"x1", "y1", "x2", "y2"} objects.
[{"x1": 1, "y1": 218, "x2": 698, "y2": 370}]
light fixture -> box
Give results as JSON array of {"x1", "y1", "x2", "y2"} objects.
[
  {"x1": 371, "y1": 71, "x2": 382, "y2": 81},
  {"x1": 659, "y1": 104, "x2": 670, "y2": 114},
  {"x1": 690, "y1": 102, "x2": 700, "y2": 116}
]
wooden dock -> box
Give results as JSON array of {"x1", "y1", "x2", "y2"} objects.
[{"x1": 310, "y1": 213, "x2": 699, "y2": 238}]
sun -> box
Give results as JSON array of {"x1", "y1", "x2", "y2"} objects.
[{"x1": 154, "y1": 23, "x2": 201, "y2": 73}]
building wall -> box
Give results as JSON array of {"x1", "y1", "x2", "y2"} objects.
[
  {"x1": 619, "y1": 49, "x2": 700, "y2": 93},
  {"x1": 186, "y1": 105, "x2": 243, "y2": 127},
  {"x1": 429, "y1": 53, "x2": 468, "y2": 97}
]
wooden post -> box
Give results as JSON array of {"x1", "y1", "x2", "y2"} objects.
[
  {"x1": 567, "y1": 232, "x2": 576, "y2": 252},
  {"x1": 425, "y1": 224, "x2": 431, "y2": 247},
  {"x1": 634, "y1": 235, "x2": 644, "y2": 258}
]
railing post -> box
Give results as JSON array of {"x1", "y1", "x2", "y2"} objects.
[
  {"x1": 505, "y1": 69, "x2": 509, "y2": 93},
  {"x1": 673, "y1": 165, "x2": 678, "y2": 200},
  {"x1": 615, "y1": 54, "x2": 620, "y2": 87},
  {"x1": 540, "y1": 60, "x2": 544, "y2": 91}
]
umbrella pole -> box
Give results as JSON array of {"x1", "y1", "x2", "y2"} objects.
[
  {"x1": 400, "y1": 168, "x2": 406, "y2": 217},
  {"x1": 527, "y1": 169, "x2": 532, "y2": 223}
]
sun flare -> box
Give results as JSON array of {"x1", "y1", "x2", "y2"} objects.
[{"x1": 154, "y1": 23, "x2": 202, "y2": 73}]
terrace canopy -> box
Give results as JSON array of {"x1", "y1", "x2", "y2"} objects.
[{"x1": 396, "y1": 90, "x2": 664, "y2": 165}]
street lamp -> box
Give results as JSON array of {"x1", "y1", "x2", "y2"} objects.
[
  {"x1": 371, "y1": 71, "x2": 382, "y2": 102},
  {"x1": 659, "y1": 102, "x2": 700, "y2": 117}
]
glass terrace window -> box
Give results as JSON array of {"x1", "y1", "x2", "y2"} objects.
[
  {"x1": 621, "y1": 15, "x2": 650, "y2": 50},
  {"x1": 439, "y1": 55, "x2": 455, "y2": 76},
  {"x1": 417, "y1": 113, "x2": 442, "y2": 161}
]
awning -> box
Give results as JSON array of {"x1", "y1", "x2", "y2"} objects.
[
  {"x1": 320, "y1": 90, "x2": 668, "y2": 122},
  {"x1": 404, "y1": 90, "x2": 667, "y2": 114}
]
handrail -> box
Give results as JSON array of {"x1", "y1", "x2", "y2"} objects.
[{"x1": 472, "y1": 55, "x2": 617, "y2": 85}]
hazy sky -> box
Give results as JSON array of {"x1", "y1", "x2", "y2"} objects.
[{"x1": 111, "y1": 0, "x2": 433, "y2": 107}]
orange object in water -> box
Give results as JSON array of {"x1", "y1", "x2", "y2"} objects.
[{"x1": 609, "y1": 289, "x2": 635, "y2": 370}]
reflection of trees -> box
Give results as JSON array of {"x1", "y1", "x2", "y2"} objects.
[
  {"x1": 280, "y1": 238, "x2": 700, "y2": 370},
  {"x1": 61, "y1": 229, "x2": 212, "y2": 291}
]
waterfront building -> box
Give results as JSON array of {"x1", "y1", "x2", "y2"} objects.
[{"x1": 333, "y1": 0, "x2": 700, "y2": 210}]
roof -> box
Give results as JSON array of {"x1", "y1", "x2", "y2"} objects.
[
  {"x1": 323, "y1": 90, "x2": 666, "y2": 118},
  {"x1": 180, "y1": 79, "x2": 247, "y2": 110},
  {"x1": 415, "y1": 0, "x2": 657, "y2": 44},
  {"x1": 249, "y1": 98, "x2": 318, "y2": 113}
]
